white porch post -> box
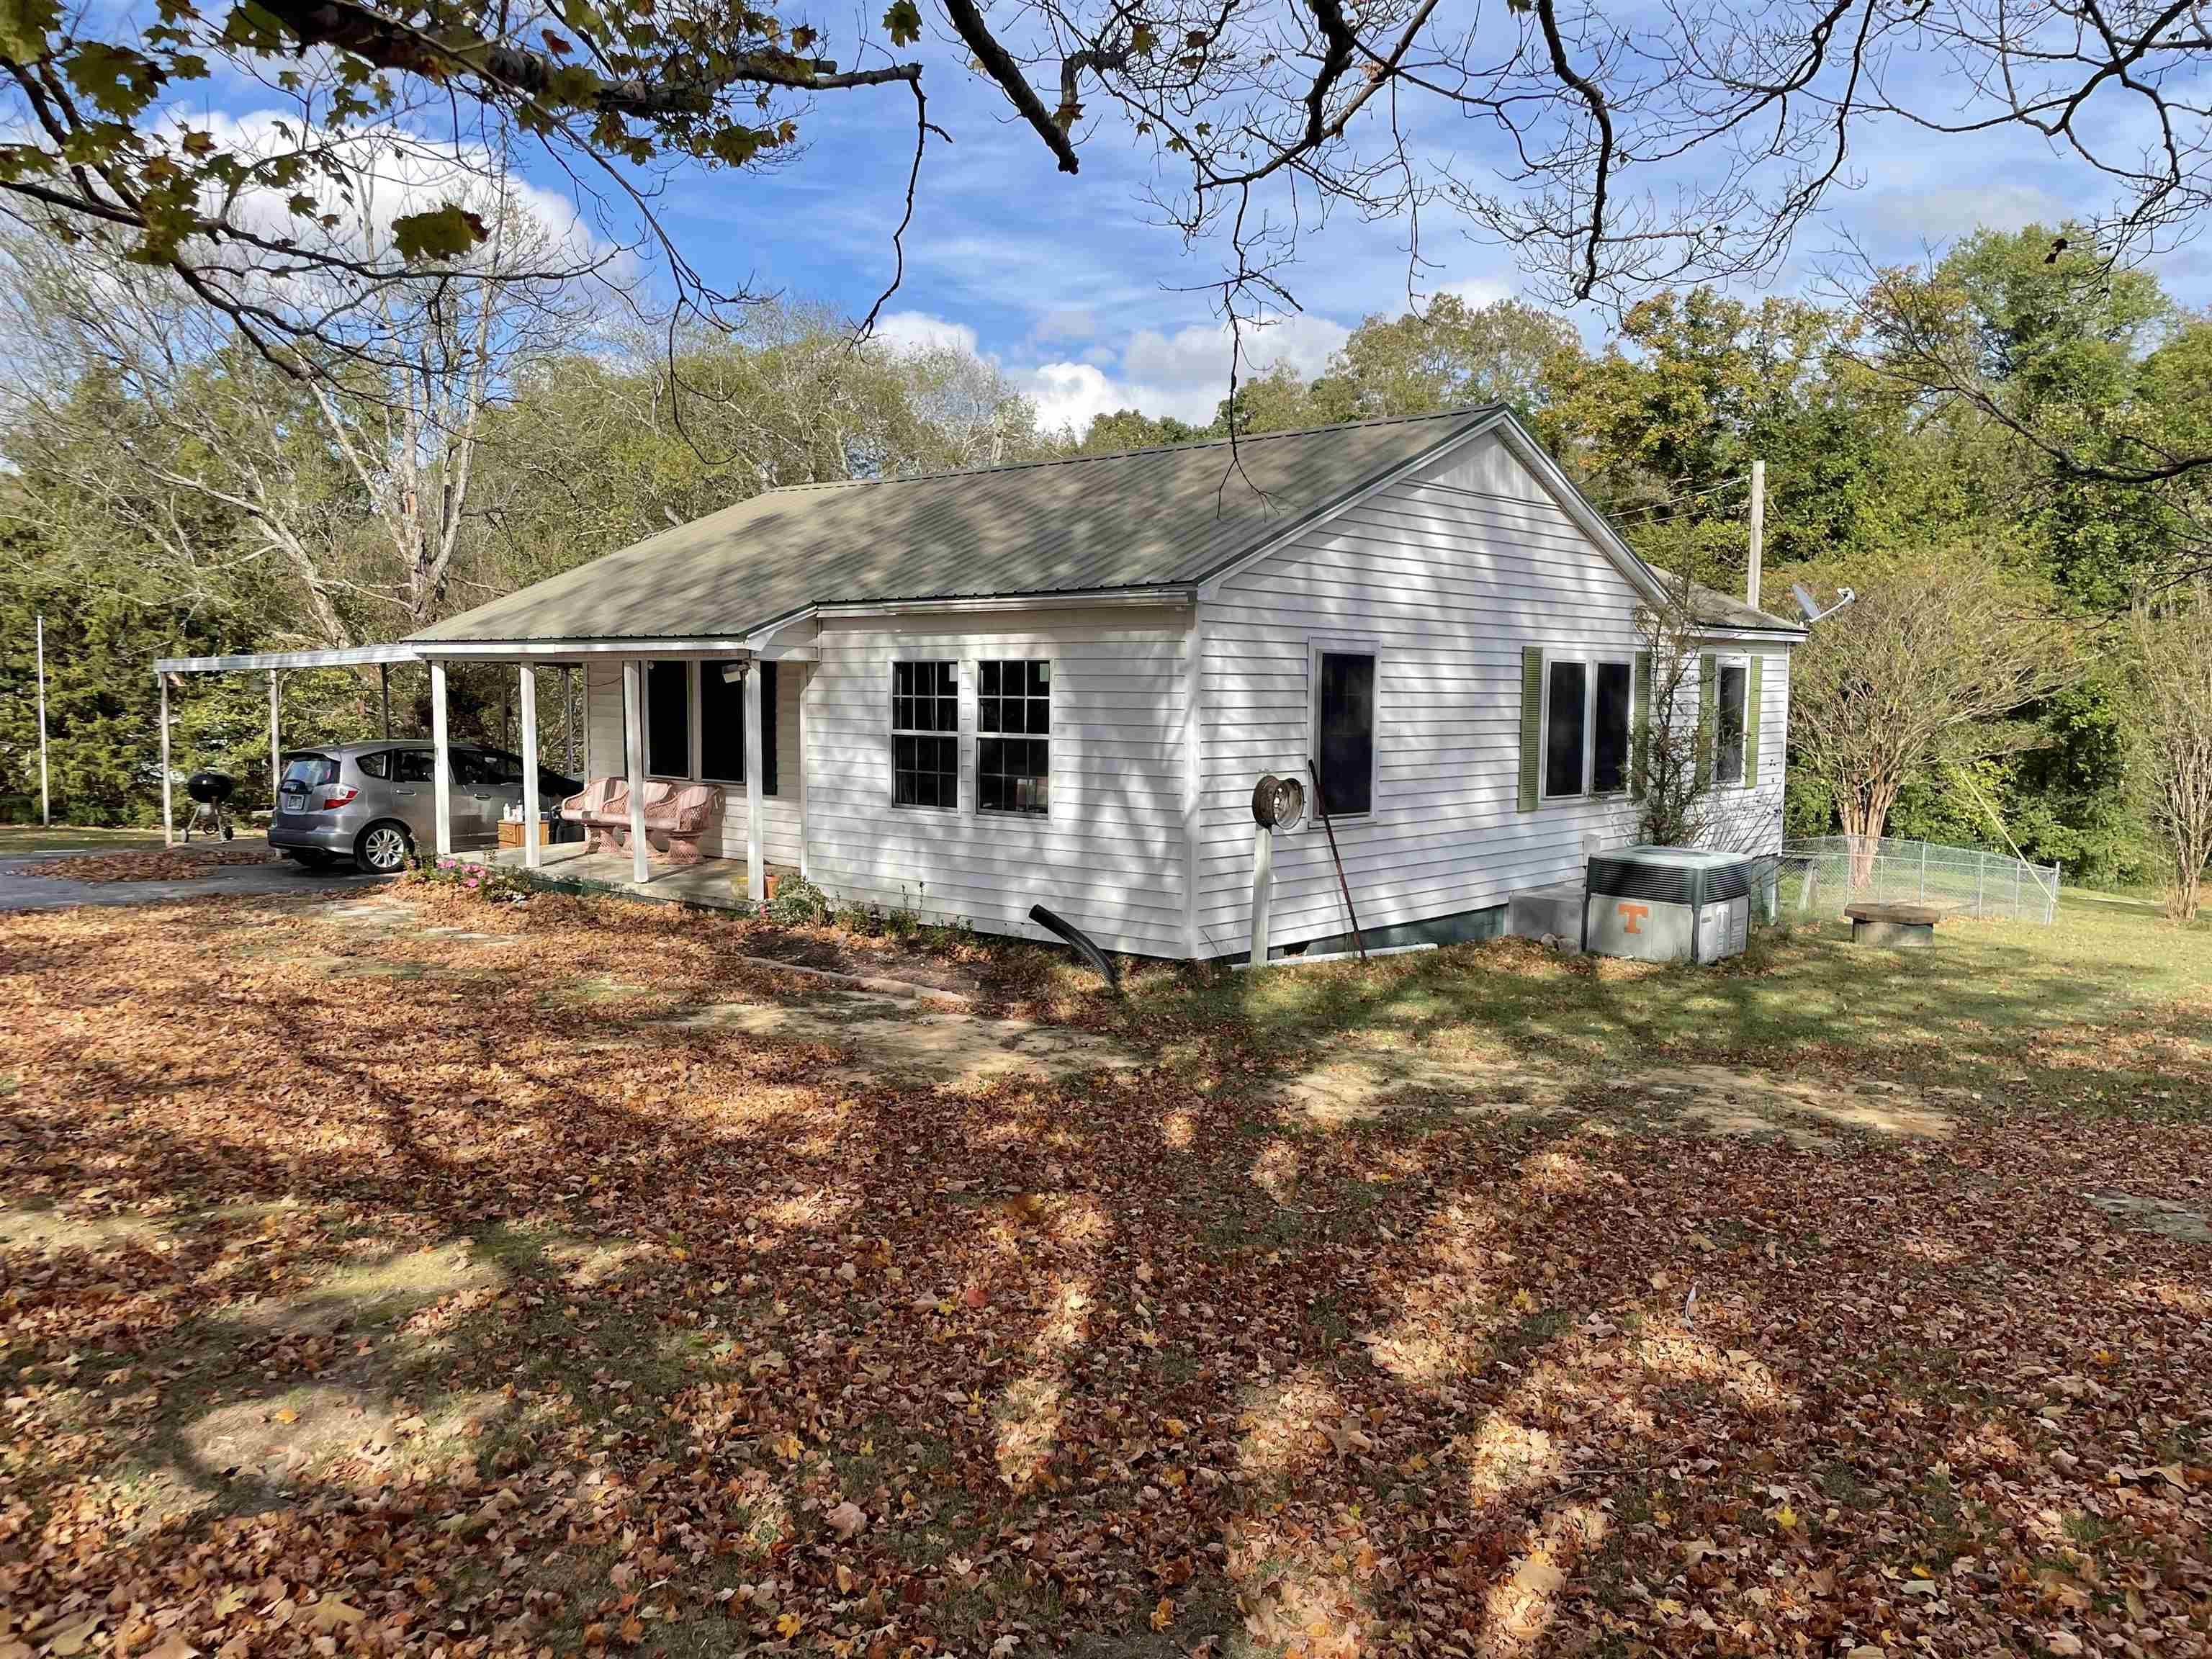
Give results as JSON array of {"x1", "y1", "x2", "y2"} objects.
[
  {"x1": 431, "y1": 660, "x2": 452, "y2": 857},
  {"x1": 518, "y1": 665, "x2": 541, "y2": 871},
  {"x1": 267, "y1": 669, "x2": 281, "y2": 801},
  {"x1": 623, "y1": 659, "x2": 648, "y2": 884},
  {"x1": 745, "y1": 658, "x2": 765, "y2": 903},
  {"x1": 158, "y1": 670, "x2": 173, "y2": 846}
]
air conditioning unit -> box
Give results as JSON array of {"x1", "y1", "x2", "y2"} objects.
[{"x1": 1584, "y1": 847, "x2": 1764, "y2": 963}]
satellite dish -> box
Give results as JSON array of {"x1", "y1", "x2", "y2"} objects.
[
  {"x1": 1791, "y1": 583, "x2": 1859, "y2": 626},
  {"x1": 1251, "y1": 774, "x2": 1305, "y2": 831}
]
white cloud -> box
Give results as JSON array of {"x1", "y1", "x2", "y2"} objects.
[
  {"x1": 1435, "y1": 275, "x2": 1516, "y2": 308},
  {"x1": 171, "y1": 110, "x2": 608, "y2": 274},
  {"x1": 1020, "y1": 312, "x2": 1352, "y2": 428},
  {"x1": 1860, "y1": 181, "x2": 2069, "y2": 243},
  {"x1": 869, "y1": 309, "x2": 981, "y2": 356},
  {"x1": 1027, "y1": 361, "x2": 1128, "y2": 431},
  {"x1": 848, "y1": 301, "x2": 1374, "y2": 433}
]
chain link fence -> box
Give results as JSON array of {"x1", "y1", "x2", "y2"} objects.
[{"x1": 1779, "y1": 835, "x2": 2062, "y2": 924}]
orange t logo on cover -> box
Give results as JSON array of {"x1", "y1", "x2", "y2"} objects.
[{"x1": 1617, "y1": 902, "x2": 1650, "y2": 935}]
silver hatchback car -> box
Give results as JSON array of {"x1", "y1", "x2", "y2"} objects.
[{"x1": 268, "y1": 740, "x2": 581, "y2": 874}]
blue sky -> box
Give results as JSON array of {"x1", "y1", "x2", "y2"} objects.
[{"x1": 611, "y1": 26, "x2": 2212, "y2": 435}]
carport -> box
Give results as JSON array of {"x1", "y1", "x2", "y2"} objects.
[{"x1": 150, "y1": 644, "x2": 582, "y2": 871}]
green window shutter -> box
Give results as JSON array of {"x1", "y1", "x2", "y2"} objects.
[
  {"x1": 1630, "y1": 649, "x2": 1653, "y2": 801},
  {"x1": 1743, "y1": 655, "x2": 1763, "y2": 786},
  {"x1": 1695, "y1": 653, "x2": 1717, "y2": 790},
  {"x1": 1518, "y1": 647, "x2": 1543, "y2": 812}
]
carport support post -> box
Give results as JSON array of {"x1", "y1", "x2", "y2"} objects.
[
  {"x1": 268, "y1": 670, "x2": 280, "y2": 803},
  {"x1": 518, "y1": 664, "x2": 541, "y2": 871},
  {"x1": 158, "y1": 670, "x2": 173, "y2": 847},
  {"x1": 431, "y1": 660, "x2": 452, "y2": 857},
  {"x1": 745, "y1": 659, "x2": 765, "y2": 904},
  {"x1": 623, "y1": 659, "x2": 648, "y2": 885},
  {"x1": 379, "y1": 663, "x2": 392, "y2": 739}
]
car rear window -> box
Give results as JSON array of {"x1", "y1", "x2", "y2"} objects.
[{"x1": 281, "y1": 754, "x2": 338, "y2": 788}]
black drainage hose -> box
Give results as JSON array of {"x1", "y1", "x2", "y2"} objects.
[{"x1": 1028, "y1": 903, "x2": 1121, "y2": 992}]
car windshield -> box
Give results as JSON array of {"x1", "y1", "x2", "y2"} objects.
[{"x1": 280, "y1": 754, "x2": 337, "y2": 788}]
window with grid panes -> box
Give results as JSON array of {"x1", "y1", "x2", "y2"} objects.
[
  {"x1": 891, "y1": 661, "x2": 958, "y2": 808},
  {"x1": 977, "y1": 660, "x2": 1050, "y2": 814}
]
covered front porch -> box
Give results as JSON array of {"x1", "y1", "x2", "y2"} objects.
[
  {"x1": 153, "y1": 624, "x2": 815, "y2": 898},
  {"x1": 466, "y1": 841, "x2": 799, "y2": 911}
]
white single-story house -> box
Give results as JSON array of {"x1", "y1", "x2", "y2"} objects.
[{"x1": 156, "y1": 407, "x2": 1803, "y2": 959}]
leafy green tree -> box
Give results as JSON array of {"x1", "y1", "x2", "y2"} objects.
[
  {"x1": 1318, "y1": 295, "x2": 1582, "y2": 421},
  {"x1": 1075, "y1": 410, "x2": 1216, "y2": 454}
]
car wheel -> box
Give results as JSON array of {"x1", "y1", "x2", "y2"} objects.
[{"x1": 356, "y1": 821, "x2": 413, "y2": 875}]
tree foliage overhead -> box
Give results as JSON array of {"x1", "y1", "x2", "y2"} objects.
[{"x1": 9, "y1": 0, "x2": 2212, "y2": 413}]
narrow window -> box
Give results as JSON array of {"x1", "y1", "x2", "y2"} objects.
[
  {"x1": 1544, "y1": 660, "x2": 1588, "y2": 798},
  {"x1": 1715, "y1": 661, "x2": 1748, "y2": 785},
  {"x1": 891, "y1": 660, "x2": 958, "y2": 809},
  {"x1": 700, "y1": 660, "x2": 745, "y2": 785},
  {"x1": 699, "y1": 661, "x2": 775, "y2": 793},
  {"x1": 1593, "y1": 660, "x2": 1633, "y2": 793},
  {"x1": 1316, "y1": 652, "x2": 1376, "y2": 817},
  {"x1": 646, "y1": 661, "x2": 689, "y2": 778},
  {"x1": 978, "y1": 660, "x2": 1050, "y2": 814},
  {"x1": 356, "y1": 750, "x2": 390, "y2": 781}
]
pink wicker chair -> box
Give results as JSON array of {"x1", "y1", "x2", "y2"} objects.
[
  {"x1": 559, "y1": 777, "x2": 630, "y2": 853},
  {"x1": 641, "y1": 783, "x2": 721, "y2": 864}
]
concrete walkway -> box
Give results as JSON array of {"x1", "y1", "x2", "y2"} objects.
[{"x1": 0, "y1": 847, "x2": 384, "y2": 912}]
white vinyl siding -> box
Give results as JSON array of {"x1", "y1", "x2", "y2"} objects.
[
  {"x1": 804, "y1": 608, "x2": 1190, "y2": 957},
  {"x1": 1195, "y1": 431, "x2": 1789, "y2": 958}
]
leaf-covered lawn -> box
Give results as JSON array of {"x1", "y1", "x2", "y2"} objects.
[{"x1": 1, "y1": 889, "x2": 2208, "y2": 1659}]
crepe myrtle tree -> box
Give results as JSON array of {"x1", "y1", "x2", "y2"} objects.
[
  {"x1": 10, "y1": 0, "x2": 2212, "y2": 408},
  {"x1": 1788, "y1": 549, "x2": 2079, "y2": 884}
]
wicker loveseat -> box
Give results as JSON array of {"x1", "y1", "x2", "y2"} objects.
[{"x1": 559, "y1": 778, "x2": 723, "y2": 864}]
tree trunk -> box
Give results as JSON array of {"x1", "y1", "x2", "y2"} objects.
[{"x1": 1835, "y1": 784, "x2": 1898, "y2": 888}]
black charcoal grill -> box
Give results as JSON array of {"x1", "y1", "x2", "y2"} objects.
[{"x1": 179, "y1": 768, "x2": 237, "y2": 841}]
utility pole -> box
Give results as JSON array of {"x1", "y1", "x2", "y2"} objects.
[
  {"x1": 1746, "y1": 459, "x2": 1766, "y2": 610},
  {"x1": 35, "y1": 613, "x2": 50, "y2": 827}
]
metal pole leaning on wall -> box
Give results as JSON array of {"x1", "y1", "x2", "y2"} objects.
[{"x1": 1308, "y1": 759, "x2": 1367, "y2": 962}]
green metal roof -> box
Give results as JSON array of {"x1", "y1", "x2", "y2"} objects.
[
  {"x1": 409, "y1": 405, "x2": 1804, "y2": 645},
  {"x1": 410, "y1": 409, "x2": 1503, "y2": 644}
]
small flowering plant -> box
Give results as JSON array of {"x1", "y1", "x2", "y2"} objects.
[{"x1": 405, "y1": 854, "x2": 536, "y2": 903}]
